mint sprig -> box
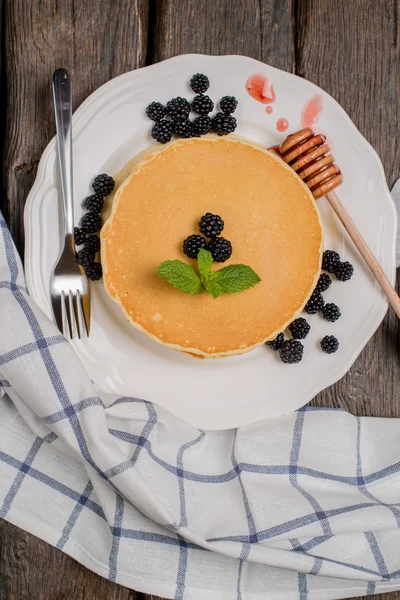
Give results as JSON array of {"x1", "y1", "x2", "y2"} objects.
[{"x1": 157, "y1": 249, "x2": 261, "y2": 298}]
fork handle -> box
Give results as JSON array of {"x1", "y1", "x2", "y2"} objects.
[{"x1": 53, "y1": 68, "x2": 74, "y2": 240}]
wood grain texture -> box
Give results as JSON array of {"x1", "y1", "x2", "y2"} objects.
[
  {"x1": 0, "y1": 1, "x2": 399, "y2": 599},
  {"x1": 1, "y1": 0, "x2": 149, "y2": 255}
]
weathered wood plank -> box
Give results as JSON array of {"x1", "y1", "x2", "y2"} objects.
[{"x1": 1, "y1": 0, "x2": 149, "y2": 255}]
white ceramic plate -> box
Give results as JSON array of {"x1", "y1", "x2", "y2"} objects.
[{"x1": 24, "y1": 54, "x2": 397, "y2": 430}]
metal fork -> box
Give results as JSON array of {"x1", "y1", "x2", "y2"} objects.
[{"x1": 50, "y1": 68, "x2": 90, "y2": 338}]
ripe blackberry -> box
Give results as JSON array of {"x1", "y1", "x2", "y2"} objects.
[
  {"x1": 81, "y1": 212, "x2": 102, "y2": 234},
  {"x1": 92, "y1": 174, "x2": 115, "y2": 196},
  {"x1": 279, "y1": 340, "x2": 304, "y2": 364},
  {"x1": 304, "y1": 290, "x2": 325, "y2": 314},
  {"x1": 173, "y1": 120, "x2": 193, "y2": 138},
  {"x1": 84, "y1": 235, "x2": 100, "y2": 254},
  {"x1": 321, "y1": 303, "x2": 341, "y2": 322},
  {"x1": 316, "y1": 273, "x2": 332, "y2": 293},
  {"x1": 335, "y1": 261, "x2": 354, "y2": 282},
  {"x1": 199, "y1": 213, "x2": 224, "y2": 238},
  {"x1": 190, "y1": 73, "x2": 210, "y2": 94},
  {"x1": 289, "y1": 317, "x2": 310, "y2": 340},
  {"x1": 84, "y1": 193, "x2": 104, "y2": 213},
  {"x1": 320, "y1": 335, "x2": 339, "y2": 354},
  {"x1": 212, "y1": 112, "x2": 237, "y2": 136},
  {"x1": 166, "y1": 97, "x2": 191, "y2": 121},
  {"x1": 85, "y1": 262, "x2": 103, "y2": 281},
  {"x1": 76, "y1": 247, "x2": 95, "y2": 266},
  {"x1": 220, "y1": 96, "x2": 238, "y2": 114},
  {"x1": 208, "y1": 237, "x2": 232, "y2": 262},
  {"x1": 192, "y1": 94, "x2": 214, "y2": 115},
  {"x1": 74, "y1": 227, "x2": 85, "y2": 246},
  {"x1": 183, "y1": 235, "x2": 207, "y2": 259},
  {"x1": 151, "y1": 119, "x2": 174, "y2": 143},
  {"x1": 266, "y1": 332, "x2": 284, "y2": 351},
  {"x1": 146, "y1": 101, "x2": 166, "y2": 121},
  {"x1": 192, "y1": 115, "x2": 212, "y2": 136},
  {"x1": 322, "y1": 250, "x2": 340, "y2": 273}
]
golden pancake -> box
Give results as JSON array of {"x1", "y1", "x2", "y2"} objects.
[{"x1": 101, "y1": 136, "x2": 323, "y2": 358}]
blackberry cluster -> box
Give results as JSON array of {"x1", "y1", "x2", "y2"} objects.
[
  {"x1": 304, "y1": 290, "x2": 325, "y2": 314},
  {"x1": 335, "y1": 261, "x2": 354, "y2": 281},
  {"x1": 84, "y1": 193, "x2": 104, "y2": 213},
  {"x1": 279, "y1": 340, "x2": 304, "y2": 364},
  {"x1": 289, "y1": 317, "x2": 310, "y2": 340},
  {"x1": 320, "y1": 335, "x2": 339, "y2": 354},
  {"x1": 220, "y1": 96, "x2": 238, "y2": 114},
  {"x1": 146, "y1": 74, "x2": 239, "y2": 142},
  {"x1": 199, "y1": 213, "x2": 224, "y2": 238},
  {"x1": 183, "y1": 235, "x2": 207, "y2": 259},
  {"x1": 74, "y1": 172, "x2": 114, "y2": 280},
  {"x1": 208, "y1": 237, "x2": 232, "y2": 262},
  {"x1": 190, "y1": 73, "x2": 210, "y2": 94},
  {"x1": 192, "y1": 94, "x2": 214, "y2": 115},
  {"x1": 212, "y1": 113, "x2": 237, "y2": 136},
  {"x1": 146, "y1": 102, "x2": 166, "y2": 121},
  {"x1": 321, "y1": 303, "x2": 341, "y2": 322},
  {"x1": 152, "y1": 120, "x2": 174, "y2": 143},
  {"x1": 266, "y1": 333, "x2": 284, "y2": 351},
  {"x1": 316, "y1": 273, "x2": 332, "y2": 293},
  {"x1": 322, "y1": 250, "x2": 340, "y2": 273},
  {"x1": 93, "y1": 174, "x2": 115, "y2": 196}
]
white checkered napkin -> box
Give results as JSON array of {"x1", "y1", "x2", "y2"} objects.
[{"x1": 1, "y1": 205, "x2": 400, "y2": 600}]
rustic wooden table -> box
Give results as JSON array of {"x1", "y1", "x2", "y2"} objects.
[{"x1": 0, "y1": 1, "x2": 399, "y2": 599}]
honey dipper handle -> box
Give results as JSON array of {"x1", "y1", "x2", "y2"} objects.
[{"x1": 326, "y1": 190, "x2": 400, "y2": 319}]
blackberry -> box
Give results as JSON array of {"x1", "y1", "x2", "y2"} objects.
[
  {"x1": 190, "y1": 73, "x2": 210, "y2": 94},
  {"x1": 84, "y1": 235, "x2": 100, "y2": 254},
  {"x1": 220, "y1": 96, "x2": 238, "y2": 114},
  {"x1": 208, "y1": 237, "x2": 232, "y2": 262},
  {"x1": 74, "y1": 227, "x2": 85, "y2": 246},
  {"x1": 166, "y1": 97, "x2": 191, "y2": 121},
  {"x1": 266, "y1": 332, "x2": 284, "y2": 351},
  {"x1": 173, "y1": 120, "x2": 193, "y2": 139},
  {"x1": 322, "y1": 250, "x2": 340, "y2": 273},
  {"x1": 151, "y1": 119, "x2": 174, "y2": 143},
  {"x1": 146, "y1": 101, "x2": 166, "y2": 121},
  {"x1": 212, "y1": 112, "x2": 237, "y2": 136},
  {"x1": 92, "y1": 174, "x2": 115, "y2": 196},
  {"x1": 84, "y1": 193, "x2": 104, "y2": 213},
  {"x1": 76, "y1": 247, "x2": 95, "y2": 266},
  {"x1": 279, "y1": 340, "x2": 304, "y2": 364},
  {"x1": 81, "y1": 212, "x2": 102, "y2": 234},
  {"x1": 192, "y1": 115, "x2": 212, "y2": 136},
  {"x1": 85, "y1": 262, "x2": 103, "y2": 281},
  {"x1": 183, "y1": 235, "x2": 207, "y2": 259},
  {"x1": 192, "y1": 94, "x2": 214, "y2": 115},
  {"x1": 304, "y1": 290, "x2": 325, "y2": 314},
  {"x1": 335, "y1": 261, "x2": 354, "y2": 282},
  {"x1": 321, "y1": 303, "x2": 341, "y2": 322},
  {"x1": 289, "y1": 317, "x2": 310, "y2": 340},
  {"x1": 199, "y1": 213, "x2": 224, "y2": 238},
  {"x1": 316, "y1": 273, "x2": 332, "y2": 293},
  {"x1": 320, "y1": 335, "x2": 339, "y2": 354}
]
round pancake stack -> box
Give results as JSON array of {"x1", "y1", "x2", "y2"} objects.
[{"x1": 101, "y1": 135, "x2": 323, "y2": 358}]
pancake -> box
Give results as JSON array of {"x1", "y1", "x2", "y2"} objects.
[{"x1": 101, "y1": 135, "x2": 323, "y2": 358}]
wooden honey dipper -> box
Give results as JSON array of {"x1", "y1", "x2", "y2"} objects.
[{"x1": 278, "y1": 128, "x2": 400, "y2": 319}]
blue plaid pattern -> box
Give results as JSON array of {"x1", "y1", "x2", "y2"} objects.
[{"x1": 1, "y1": 208, "x2": 400, "y2": 599}]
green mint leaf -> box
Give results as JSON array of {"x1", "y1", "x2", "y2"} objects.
[
  {"x1": 156, "y1": 260, "x2": 203, "y2": 294},
  {"x1": 197, "y1": 249, "x2": 213, "y2": 280},
  {"x1": 214, "y1": 264, "x2": 261, "y2": 294},
  {"x1": 204, "y1": 278, "x2": 224, "y2": 299}
]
